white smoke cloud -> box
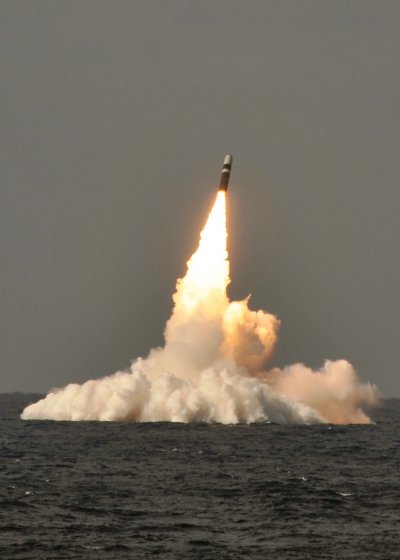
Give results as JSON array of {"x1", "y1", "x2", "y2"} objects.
[{"x1": 22, "y1": 193, "x2": 379, "y2": 424}]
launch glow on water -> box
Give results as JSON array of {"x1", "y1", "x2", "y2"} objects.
[{"x1": 22, "y1": 158, "x2": 379, "y2": 424}]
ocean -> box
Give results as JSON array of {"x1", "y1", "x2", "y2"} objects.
[{"x1": 1, "y1": 394, "x2": 399, "y2": 559}]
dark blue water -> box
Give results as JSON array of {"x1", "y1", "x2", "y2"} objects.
[{"x1": 1, "y1": 394, "x2": 399, "y2": 559}]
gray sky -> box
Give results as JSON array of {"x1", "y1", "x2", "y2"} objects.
[{"x1": 1, "y1": 1, "x2": 399, "y2": 396}]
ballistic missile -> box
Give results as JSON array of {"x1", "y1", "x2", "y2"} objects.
[{"x1": 219, "y1": 154, "x2": 233, "y2": 192}]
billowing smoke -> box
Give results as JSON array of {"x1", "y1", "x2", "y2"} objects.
[{"x1": 22, "y1": 192, "x2": 379, "y2": 423}]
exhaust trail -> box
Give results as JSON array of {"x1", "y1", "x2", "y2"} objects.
[{"x1": 21, "y1": 157, "x2": 379, "y2": 423}]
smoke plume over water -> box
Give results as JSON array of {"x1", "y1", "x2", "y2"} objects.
[{"x1": 22, "y1": 192, "x2": 378, "y2": 423}]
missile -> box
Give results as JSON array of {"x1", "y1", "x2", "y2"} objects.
[{"x1": 218, "y1": 154, "x2": 233, "y2": 192}]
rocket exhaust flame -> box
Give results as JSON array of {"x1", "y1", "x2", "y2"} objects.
[{"x1": 21, "y1": 159, "x2": 379, "y2": 423}]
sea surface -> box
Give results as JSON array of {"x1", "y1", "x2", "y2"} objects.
[{"x1": 0, "y1": 394, "x2": 399, "y2": 559}]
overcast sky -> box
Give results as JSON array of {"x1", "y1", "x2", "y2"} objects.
[{"x1": 1, "y1": 1, "x2": 399, "y2": 396}]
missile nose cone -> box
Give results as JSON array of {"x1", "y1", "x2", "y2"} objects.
[{"x1": 219, "y1": 154, "x2": 233, "y2": 192}]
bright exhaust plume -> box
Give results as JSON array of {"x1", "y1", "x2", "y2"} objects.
[{"x1": 22, "y1": 191, "x2": 379, "y2": 423}]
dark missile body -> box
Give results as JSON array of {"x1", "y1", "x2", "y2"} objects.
[{"x1": 219, "y1": 154, "x2": 233, "y2": 192}]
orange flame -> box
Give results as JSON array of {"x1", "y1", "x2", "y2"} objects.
[{"x1": 174, "y1": 191, "x2": 229, "y2": 315}]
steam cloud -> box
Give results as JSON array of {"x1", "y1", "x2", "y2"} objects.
[{"x1": 22, "y1": 193, "x2": 378, "y2": 424}]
